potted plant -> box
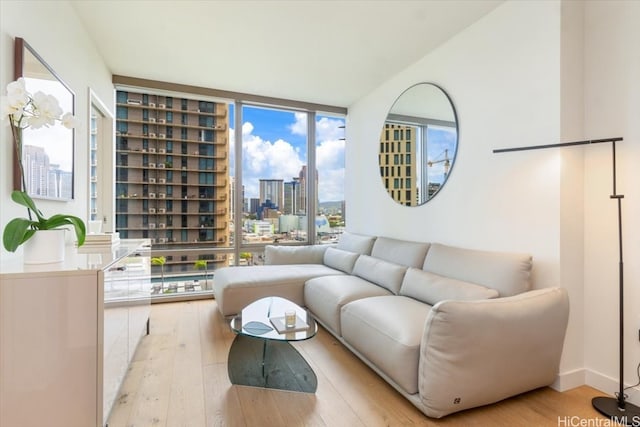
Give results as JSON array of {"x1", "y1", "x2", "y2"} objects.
[{"x1": 2, "y1": 78, "x2": 85, "y2": 261}]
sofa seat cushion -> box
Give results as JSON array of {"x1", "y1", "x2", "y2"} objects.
[
  {"x1": 214, "y1": 264, "x2": 343, "y2": 316},
  {"x1": 341, "y1": 296, "x2": 431, "y2": 395},
  {"x1": 304, "y1": 275, "x2": 392, "y2": 336}
]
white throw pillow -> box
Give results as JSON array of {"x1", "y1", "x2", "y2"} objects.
[
  {"x1": 352, "y1": 255, "x2": 408, "y2": 294},
  {"x1": 423, "y1": 243, "x2": 532, "y2": 297},
  {"x1": 400, "y1": 267, "x2": 499, "y2": 305},
  {"x1": 323, "y1": 247, "x2": 360, "y2": 274},
  {"x1": 336, "y1": 232, "x2": 377, "y2": 255},
  {"x1": 264, "y1": 245, "x2": 327, "y2": 265}
]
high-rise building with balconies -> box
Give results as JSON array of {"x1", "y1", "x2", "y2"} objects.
[
  {"x1": 114, "y1": 90, "x2": 230, "y2": 274},
  {"x1": 379, "y1": 123, "x2": 418, "y2": 206}
]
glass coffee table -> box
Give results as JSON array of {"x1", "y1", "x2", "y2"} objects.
[{"x1": 228, "y1": 296, "x2": 318, "y2": 393}]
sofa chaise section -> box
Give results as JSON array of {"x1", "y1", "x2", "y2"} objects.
[{"x1": 214, "y1": 264, "x2": 344, "y2": 316}]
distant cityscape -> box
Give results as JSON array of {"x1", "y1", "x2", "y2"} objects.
[
  {"x1": 110, "y1": 89, "x2": 344, "y2": 290},
  {"x1": 22, "y1": 144, "x2": 73, "y2": 199}
]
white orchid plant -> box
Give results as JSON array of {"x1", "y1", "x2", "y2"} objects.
[{"x1": 2, "y1": 78, "x2": 86, "y2": 252}]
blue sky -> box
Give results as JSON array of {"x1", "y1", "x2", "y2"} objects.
[
  {"x1": 427, "y1": 126, "x2": 457, "y2": 183},
  {"x1": 228, "y1": 104, "x2": 346, "y2": 202}
]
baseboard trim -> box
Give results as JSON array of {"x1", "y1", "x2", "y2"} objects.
[
  {"x1": 584, "y1": 369, "x2": 640, "y2": 406},
  {"x1": 553, "y1": 368, "x2": 586, "y2": 391}
]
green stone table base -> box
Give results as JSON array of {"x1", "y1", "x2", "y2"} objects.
[{"x1": 227, "y1": 334, "x2": 317, "y2": 393}]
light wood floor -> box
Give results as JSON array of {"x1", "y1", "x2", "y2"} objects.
[{"x1": 108, "y1": 299, "x2": 606, "y2": 427}]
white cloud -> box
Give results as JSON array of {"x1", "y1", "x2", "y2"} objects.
[
  {"x1": 316, "y1": 116, "x2": 345, "y2": 201},
  {"x1": 316, "y1": 137, "x2": 345, "y2": 201},
  {"x1": 229, "y1": 115, "x2": 345, "y2": 202},
  {"x1": 231, "y1": 121, "x2": 304, "y2": 199},
  {"x1": 288, "y1": 112, "x2": 307, "y2": 136},
  {"x1": 316, "y1": 116, "x2": 344, "y2": 141}
]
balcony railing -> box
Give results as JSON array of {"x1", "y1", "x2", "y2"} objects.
[{"x1": 149, "y1": 246, "x2": 264, "y2": 301}]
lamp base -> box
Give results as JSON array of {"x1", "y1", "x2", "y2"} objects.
[{"x1": 592, "y1": 396, "x2": 640, "y2": 426}]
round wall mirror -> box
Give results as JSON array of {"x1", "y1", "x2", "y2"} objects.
[{"x1": 378, "y1": 83, "x2": 458, "y2": 206}]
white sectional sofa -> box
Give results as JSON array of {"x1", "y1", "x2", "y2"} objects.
[{"x1": 214, "y1": 232, "x2": 569, "y2": 418}]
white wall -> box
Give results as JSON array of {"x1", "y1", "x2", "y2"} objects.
[
  {"x1": 347, "y1": 0, "x2": 640, "y2": 400},
  {"x1": 347, "y1": 0, "x2": 583, "y2": 386},
  {"x1": 558, "y1": 0, "x2": 586, "y2": 390},
  {"x1": 0, "y1": 0, "x2": 113, "y2": 262},
  {"x1": 582, "y1": 0, "x2": 640, "y2": 402}
]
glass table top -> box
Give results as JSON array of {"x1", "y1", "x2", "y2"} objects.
[{"x1": 230, "y1": 296, "x2": 317, "y2": 341}]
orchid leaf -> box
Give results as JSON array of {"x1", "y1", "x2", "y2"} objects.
[
  {"x1": 44, "y1": 214, "x2": 86, "y2": 246},
  {"x1": 10, "y1": 191, "x2": 45, "y2": 220},
  {"x1": 2, "y1": 217, "x2": 35, "y2": 252},
  {"x1": 3, "y1": 193, "x2": 86, "y2": 251}
]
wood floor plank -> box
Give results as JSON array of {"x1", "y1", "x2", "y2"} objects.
[
  {"x1": 104, "y1": 356, "x2": 148, "y2": 426},
  {"x1": 202, "y1": 363, "x2": 247, "y2": 427},
  {"x1": 235, "y1": 386, "x2": 287, "y2": 426},
  {"x1": 297, "y1": 330, "x2": 425, "y2": 426},
  {"x1": 269, "y1": 391, "x2": 325, "y2": 427},
  {"x1": 120, "y1": 333, "x2": 176, "y2": 426},
  {"x1": 198, "y1": 299, "x2": 233, "y2": 365},
  {"x1": 166, "y1": 302, "x2": 207, "y2": 427},
  {"x1": 108, "y1": 299, "x2": 610, "y2": 427}
]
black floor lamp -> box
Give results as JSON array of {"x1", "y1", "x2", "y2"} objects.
[{"x1": 494, "y1": 137, "x2": 639, "y2": 425}]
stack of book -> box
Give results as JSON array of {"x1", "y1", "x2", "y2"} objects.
[{"x1": 79, "y1": 232, "x2": 121, "y2": 251}]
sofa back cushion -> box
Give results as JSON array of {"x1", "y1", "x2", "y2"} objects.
[
  {"x1": 323, "y1": 247, "x2": 360, "y2": 274},
  {"x1": 264, "y1": 244, "x2": 328, "y2": 265},
  {"x1": 400, "y1": 268, "x2": 499, "y2": 305},
  {"x1": 422, "y1": 243, "x2": 532, "y2": 296},
  {"x1": 337, "y1": 232, "x2": 377, "y2": 255},
  {"x1": 352, "y1": 255, "x2": 408, "y2": 294},
  {"x1": 371, "y1": 236, "x2": 430, "y2": 268}
]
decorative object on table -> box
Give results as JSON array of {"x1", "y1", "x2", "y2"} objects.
[
  {"x1": 269, "y1": 315, "x2": 309, "y2": 334},
  {"x1": 494, "y1": 137, "x2": 638, "y2": 424},
  {"x1": 2, "y1": 78, "x2": 85, "y2": 262}
]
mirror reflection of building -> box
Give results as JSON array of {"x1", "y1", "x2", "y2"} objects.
[{"x1": 379, "y1": 83, "x2": 458, "y2": 206}]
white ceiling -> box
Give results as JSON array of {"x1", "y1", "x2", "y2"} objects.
[{"x1": 70, "y1": 0, "x2": 503, "y2": 108}]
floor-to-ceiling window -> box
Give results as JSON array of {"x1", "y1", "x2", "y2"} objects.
[
  {"x1": 239, "y1": 105, "x2": 310, "y2": 246},
  {"x1": 113, "y1": 80, "x2": 346, "y2": 301},
  {"x1": 316, "y1": 113, "x2": 346, "y2": 241}
]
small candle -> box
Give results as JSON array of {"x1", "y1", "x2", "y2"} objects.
[{"x1": 285, "y1": 310, "x2": 296, "y2": 328}]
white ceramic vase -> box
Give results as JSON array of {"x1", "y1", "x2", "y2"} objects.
[{"x1": 23, "y1": 229, "x2": 66, "y2": 264}]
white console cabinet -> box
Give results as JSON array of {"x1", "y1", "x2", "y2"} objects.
[{"x1": 0, "y1": 239, "x2": 151, "y2": 427}]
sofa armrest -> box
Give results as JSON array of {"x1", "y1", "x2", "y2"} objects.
[
  {"x1": 264, "y1": 244, "x2": 329, "y2": 265},
  {"x1": 418, "y1": 287, "x2": 569, "y2": 418}
]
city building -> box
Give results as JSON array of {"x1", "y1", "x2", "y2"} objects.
[
  {"x1": 258, "y1": 179, "x2": 283, "y2": 209},
  {"x1": 114, "y1": 90, "x2": 230, "y2": 274},
  {"x1": 379, "y1": 123, "x2": 418, "y2": 206}
]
